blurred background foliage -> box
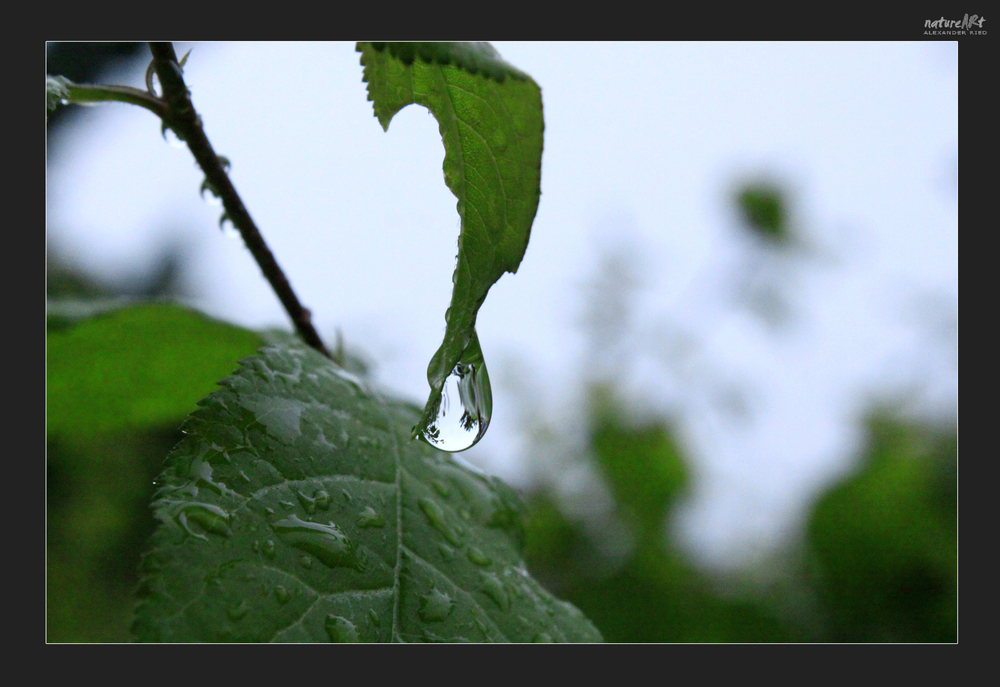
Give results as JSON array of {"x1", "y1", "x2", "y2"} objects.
[
  {"x1": 520, "y1": 398, "x2": 956, "y2": 643},
  {"x1": 46, "y1": 44, "x2": 956, "y2": 642}
]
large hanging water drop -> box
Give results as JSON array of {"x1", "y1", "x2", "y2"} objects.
[{"x1": 420, "y1": 346, "x2": 492, "y2": 452}]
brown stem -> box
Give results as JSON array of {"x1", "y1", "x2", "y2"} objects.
[{"x1": 148, "y1": 42, "x2": 333, "y2": 360}]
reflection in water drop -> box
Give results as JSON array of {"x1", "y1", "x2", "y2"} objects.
[{"x1": 421, "y1": 358, "x2": 492, "y2": 452}]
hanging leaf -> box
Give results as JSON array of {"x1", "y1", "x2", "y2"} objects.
[{"x1": 358, "y1": 42, "x2": 543, "y2": 450}]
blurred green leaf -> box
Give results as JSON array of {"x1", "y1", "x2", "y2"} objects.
[
  {"x1": 47, "y1": 427, "x2": 179, "y2": 642},
  {"x1": 737, "y1": 183, "x2": 787, "y2": 242},
  {"x1": 807, "y1": 415, "x2": 957, "y2": 642},
  {"x1": 47, "y1": 303, "x2": 264, "y2": 438},
  {"x1": 47, "y1": 302, "x2": 264, "y2": 641},
  {"x1": 523, "y1": 389, "x2": 793, "y2": 642},
  {"x1": 590, "y1": 391, "x2": 688, "y2": 538}
]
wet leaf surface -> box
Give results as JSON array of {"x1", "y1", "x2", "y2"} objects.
[{"x1": 133, "y1": 334, "x2": 601, "y2": 642}]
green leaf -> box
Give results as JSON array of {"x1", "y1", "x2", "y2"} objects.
[
  {"x1": 357, "y1": 42, "x2": 544, "y2": 448},
  {"x1": 133, "y1": 334, "x2": 601, "y2": 642},
  {"x1": 736, "y1": 182, "x2": 788, "y2": 243},
  {"x1": 807, "y1": 415, "x2": 957, "y2": 641},
  {"x1": 47, "y1": 302, "x2": 264, "y2": 438}
]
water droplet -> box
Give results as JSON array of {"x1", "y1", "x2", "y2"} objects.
[
  {"x1": 313, "y1": 490, "x2": 331, "y2": 510},
  {"x1": 355, "y1": 506, "x2": 385, "y2": 528},
  {"x1": 147, "y1": 68, "x2": 161, "y2": 97},
  {"x1": 341, "y1": 489, "x2": 352, "y2": 503},
  {"x1": 251, "y1": 540, "x2": 260, "y2": 553},
  {"x1": 532, "y1": 632, "x2": 553, "y2": 643},
  {"x1": 279, "y1": 500, "x2": 295, "y2": 511},
  {"x1": 475, "y1": 618, "x2": 492, "y2": 639},
  {"x1": 418, "y1": 497, "x2": 463, "y2": 547},
  {"x1": 300, "y1": 555, "x2": 313, "y2": 569},
  {"x1": 172, "y1": 502, "x2": 231, "y2": 540},
  {"x1": 161, "y1": 124, "x2": 186, "y2": 149},
  {"x1": 437, "y1": 543, "x2": 455, "y2": 560},
  {"x1": 219, "y1": 213, "x2": 239, "y2": 239},
  {"x1": 478, "y1": 571, "x2": 508, "y2": 610},
  {"x1": 368, "y1": 609, "x2": 381, "y2": 627},
  {"x1": 325, "y1": 615, "x2": 359, "y2": 642},
  {"x1": 431, "y1": 480, "x2": 451, "y2": 498},
  {"x1": 185, "y1": 456, "x2": 237, "y2": 498},
  {"x1": 221, "y1": 223, "x2": 240, "y2": 240},
  {"x1": 227, "y1": 599, "x2": 249, "y2": 621},
  {"x1": 418, "y1": 588, "x2": 454, "y2": 622},
  {"x1": 296, "y1": 490, "x2": 318, "y2": 514},
  {"x1": 262, "y1": 539, "x2": 276, "y2": 559},
  {"x1": 332, "y1": 367, "x2": 368, "y2": 395},
  {"x1": 273, "y1": 585, "x2": 291, "y2": 604},
  {"x1": 271, "y1": 514, "x2": 362, "y2": 570},
  {"x1": 466, "y1": 546, "x2": 492, "y2": 567},
  {"x1": 420, "y1": 355, "x2": 492, "y2": 452},
  {"x1": 200, "y1": 178, "x2": 222, "y2": 206}
]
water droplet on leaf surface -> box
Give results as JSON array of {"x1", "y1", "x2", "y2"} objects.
[
  {"x1": 227, "y1": 599, "x2": 249, "y2": 621},
  {"x1": 418, "y1": 589, "x2": 454, "y2": 622},
  {"x1": 172, "y1": 502, "x2": 231, "y2": 540},
  {"x1": 271, "y1": 514, "x2": 362, "y2": 571},
  {"x1": 478, "y1": 571, "x2": 508, "y2": 610},
  {"x1": 325, "y1": 614, "x2": 359, "y2": 643},
  {"x1": 466, "y1": 546, "x2": 492, "y2": 566},
  {"x1": 355, "y1": 506, "x2": 385, "y2": 528},
  {"x1": 273, "y1": 585, "x2": 291, "y2": 604},
  {"x1": 418, "y1": 497, "x2": 463, "y2": 547}
]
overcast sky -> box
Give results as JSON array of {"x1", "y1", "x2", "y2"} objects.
[{"x1": 47, "y1": 42, "x2": 957, "y2": 569}]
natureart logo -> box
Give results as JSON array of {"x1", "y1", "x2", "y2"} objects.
[{"x1": 924, "y1": 13, "x2": 986, "y2": 34}]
